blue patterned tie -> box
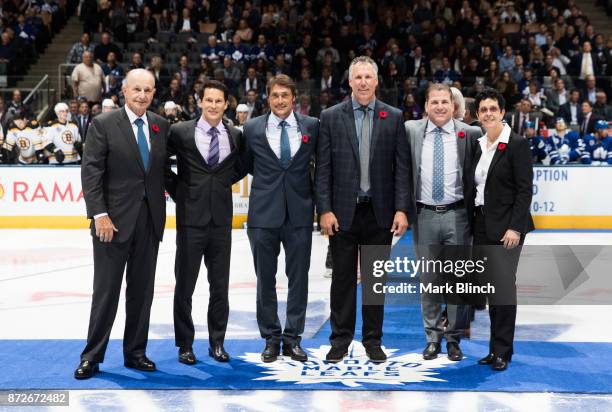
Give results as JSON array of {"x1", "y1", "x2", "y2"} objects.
[
  {"x1": 279, "y1": 120, "x2": 291, "y2": 168},
  {"x1": 208, "y1": 127, "x2": 219, "y2": 166},
  {"x1": 432, "y1": 126, "x2": 444, "y2": 202},
  {"x1": 134, "y1": 118, "x2": 149, "y2": 170}
]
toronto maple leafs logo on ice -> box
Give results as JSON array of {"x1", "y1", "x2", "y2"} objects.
[{"x1": 240, "y1": 341, "x2": 454, "y2": 387}]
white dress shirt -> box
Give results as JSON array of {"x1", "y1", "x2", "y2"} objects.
[
  {"x1": 266, "y1": 111, "x2": 301, "y2": 158},
  {"x1": 418, "y1": 119, "x2": 462, "y2": 205},
  {"x1": 474, "y1": 124, "x2": 511, "y2": 207},
  {"x1": 125, "y1": 105, "x2": 151, "y2": 150}
]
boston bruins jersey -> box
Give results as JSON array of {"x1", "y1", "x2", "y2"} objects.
[
  {"x1": 44, "y1": 121, "x2": 81, "y2": 164},
  {"x1": 3, "y1": 126, "x2": 45, "y2": 164}
]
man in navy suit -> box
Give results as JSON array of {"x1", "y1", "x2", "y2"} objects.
[
  {"x1": 241, "y1": 74, "x2": 319, "y2": 363},
  {"x1": 316, "y1": 56, "x2": 414, "y2": 363}
]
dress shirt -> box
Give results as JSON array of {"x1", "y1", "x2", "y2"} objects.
[
  {"x1": 266, "y1": 111, "x2": 301, "y2": 158},
  {"x1": 195, "y1": 118, "x2": 232, "y2": 164},
  {"x1": 418, "y1": 119, "x2": 462, "y2": 205},
  {"x1": 474, "y1": 123, "x2": 511, "y2": 207}
]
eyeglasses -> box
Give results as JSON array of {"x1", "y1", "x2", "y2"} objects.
[{"x1": 478, "y1": 106, "x2": 500, "y2": 114}]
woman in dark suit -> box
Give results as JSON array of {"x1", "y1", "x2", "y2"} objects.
[{"x1": 468, "y1": 88, "x2": 535, "y2": 371}]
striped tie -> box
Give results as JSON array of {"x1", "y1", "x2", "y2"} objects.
[{"x1": 208, "y1": 127, "x2": 219, "y2": 166}]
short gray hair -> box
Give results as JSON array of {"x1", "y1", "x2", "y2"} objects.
[
  {"x1": 450, "y1": 87, "x2": 465, "y2": 120},
  {"x1": 348, "y1": 56, "x2": 378, "y2": 79}
]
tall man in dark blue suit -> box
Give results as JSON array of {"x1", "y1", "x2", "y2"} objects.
[
  {"x1": 316, "y1": 56, "x2": 415, "y2": 363},
  {"x1": 241, "y1": 74, "x2": 319, "y2": 363}
]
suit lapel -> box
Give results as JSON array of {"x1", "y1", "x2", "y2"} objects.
[
  {"x1": 186, "y1": 119, "x2": 208, "y2": 166},
  {"x1": 454, "y1": 119, "x2": 466, "y2": 169},
  {"x1": 414, "y1": 119, "x2": 427, "y2": 176},
  {"x1": 257, "y1": 113, "x2": 283, "y2": 167},
  {"x1": 290, "y1": 112, "x2": 308, "y2": 165},
  {"x1": 342, "y1": 100, "x2": 360, "y2": 163},
  {"x1": 485, "y1": 137, "x2": 508, "y2": 185},
  {"x1": 118, "y1": 108, "x2": 145, "y2": 172},
  {"x1": 369, "y1": 101, "x2": 382, "y2": 165}
]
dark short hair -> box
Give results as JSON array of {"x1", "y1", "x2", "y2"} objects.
[
  {"x1": 266, "y1": 74, "x2": 296, "y2": 98},
  {"x1": 475, "y1": 88, "x2": 506, "y2": 112},
  {"x1": 425, "y1": 83, "x2": 453, "y2": 102},
  {"x1": 199, "y1": 80, "x2": 228, "y2": 101}
]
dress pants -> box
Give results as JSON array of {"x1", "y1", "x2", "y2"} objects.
[
  {"x1": 473, "y1": 209, "x2": 523, "y2": 360},
  {"x1": 173, "y1": 224, "x2": 231, "y2": 349},
  {"x1": 329, "y1": 202, "x2": 392, "y2": 349},
  {"x1": 247, "y1": 220, "x2": 311, "y2": 345},
  {"x1": 415, "y1": 206, "x2": 471, "y2": 344},
  {"x1": 81, "y1": 200, "x2": 159, "y2": 363}
]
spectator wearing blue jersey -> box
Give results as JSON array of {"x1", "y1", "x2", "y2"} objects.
[
  {"x1": 524, "y1": 121, "x2": 547, "y2": 163},
  {"x1": 201, "y1": 35, "x2": 226, "y2": 64}
]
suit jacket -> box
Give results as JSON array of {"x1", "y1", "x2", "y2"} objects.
[
  {"x1": 166, "y1": 118, "x2": 242, "y2": 227},
  {"x1": 81, "y1": 108, "x2": 169, "y2": 243},
  {"x1": 404, "y1": 118, "x2": 482, "y2": 240},
  {"x1": 558, "y1": 102, "x2": 583, "y2": 126},
  {"x1": 77, "y1": 114, "x2": 91, "y2": 142},
  {"x1": 466, "y1": 130, "x2": 535, "y2": 241},
  {"x1": 506, "y1": 112, "x2": 538, "y2": 135},
  {"x1": 315, "y1": 99, "x2": 414, "y2": 230},
  {"x1": 545, "y1": 89, "x2": 567, "y2": 113},
  {"x1": 165, "y1": 119, "x2": 242, "y2": 228},
  {"x1": 579, "y1": 112, "x2": 599, "y2": 136},
  {"x1": 241, "y1": 112, "x2": 319, "y2": 229},
  {"x1": 568, "y1": 52, "x2": 602, "y2": 76}
]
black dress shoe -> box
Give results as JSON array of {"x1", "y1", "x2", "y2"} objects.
[
  {"x1": 124, "y1": 356, "x2": 156, "y2": 371},
  {"x1": 74, "y1": 360, "x2": 98, "y2": 380},
  {"x1": 446, "y1": 342, "x2": 463, "y2": 361},
  {"x1": 282, "y1": 343, "x2": 308, "y2": 361},
  {"x1": 422, "y1": 342, "x2": 441, "y2": 360},
  {"x1": 261, "y1": 343, "x2": 280, "y2": 363},
  {"x1": 492, "y1": 356, "x2": 509, "y2": 371},
  {"x1": 178, "y1": 347, "x2": 197, "y2": 365},
  {"x1": 325, "y1": 346, "x2": 348, "y2": 363},
  {"x1": 365, "y1": 346, "x2": 387, "y2": 363},
  {"x1": 209, "y1": 345, "x2": 230, "y2": 362},
  {"x1": 478, "y1": 353, "x2": 495, "y2": 365}
]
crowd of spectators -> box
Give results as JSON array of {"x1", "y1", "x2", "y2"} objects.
[
  {"x1": 0, "y1": 0, "x2": 74, "y2": 82},
  {"x1": 1, "y1": 0, "x2": 612, "y2": 165}
]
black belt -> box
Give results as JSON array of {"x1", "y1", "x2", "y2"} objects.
[
  {"x1": 357, "y1": 195, "x2": 371, "y2": 204},
  {"x1": 417, "y1": 200, "x2": 464, "y2": 213}
]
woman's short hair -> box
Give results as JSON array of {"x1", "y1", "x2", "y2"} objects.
[{"x1": 475, "y1": 88, "x2": 506, "y2": 112}]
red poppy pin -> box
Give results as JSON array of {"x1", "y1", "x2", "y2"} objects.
[
  {"x1": 379, "y1": 111, "x2": 388, "y2": 119},
  {"x1": 151, "y1": 123, "x2": 160, "y2": 133},
  {"x1": 302, "y1": 134, "x2": 310, "y2": 143},
  {"x1": 457, "y1": 130, "x2": 466, "y2": 139},
  {"x1": 498, "y1": 142, "x2": 507, "y2": 152}
]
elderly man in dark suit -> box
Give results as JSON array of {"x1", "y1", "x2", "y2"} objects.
[
  {"x1": 241, "y1": 74, "x2": 319, "y2": 363},
  {"x1": 75, "y1": 69, "x2": 169, "y2": 379},
  {"x1": 405, "y1": 83, "x2": 482, "y2": 362},
  {"x1": 316, "y1": 56, "x2": 414, "y2": 363},
  {"x1": 165, "y1": 80, "x2": 243, "y2": 365}
]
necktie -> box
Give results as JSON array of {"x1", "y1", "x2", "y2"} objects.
[
  {"x1": 208, "y1": 127, "x2": 219, "y2": 166},
  {"x1": 134, "y1": 118, "x2": 149, "y2": 170},
  {"x1": 279, "y1": 120, "x2": 291, "y2": 168},
  {"x1": 432, "y1": 127, "x2": 444, "y2": 202},
  {"x1": 359, "y1": 106, "x2": 371, "y2": 193}
]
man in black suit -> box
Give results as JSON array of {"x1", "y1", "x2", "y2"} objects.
[
  {"x1": 241, "y1": 74, "x2": 319, "y2": 363},
  {"x1": 165, "y1": 80, "x2": 243, "y2": 365},
  {"x1": 558, "y1": 89, "x2": 583, "y2": 127},
  {"x1": 76, "y1": 100, "x2": 91, "y2": 142},
  {"x1": 75, "y1": 69, "x2": 169, "y2": 379},
  {"x1": 580, "y1": 100, "x2": 599, "y2": 136},
  {"x1": 316, "y1": 56, "x2": 414, "y2": 363}
]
